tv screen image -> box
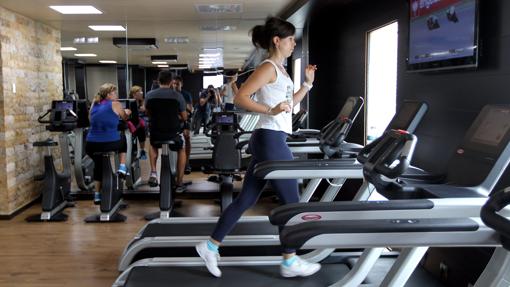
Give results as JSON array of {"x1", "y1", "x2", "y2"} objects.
[{"x1": 408, "y1": 0, "x2": 478, "y2": 71}]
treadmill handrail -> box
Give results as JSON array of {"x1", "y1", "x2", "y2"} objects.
[
  {"x1": 269, "y1": 199, "x2": 434, "y2": 226},
  {"x1": 280, "y1": 217, "x2": 479, "y2": 250},
  {"x1": 253, "y1": 158, "x2": 357, "y2": 179},
  {"x1": 481, "y1": 187, "x2": 510, "y2": 248}
]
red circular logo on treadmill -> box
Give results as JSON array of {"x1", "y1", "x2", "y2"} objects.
[{"x1": 301, "y1": 214, "x2": 322, "y2": 221}]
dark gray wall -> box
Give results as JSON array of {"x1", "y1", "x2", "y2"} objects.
[{"x1": 309, "y1": 0, "x2": 510, "y2": 175}]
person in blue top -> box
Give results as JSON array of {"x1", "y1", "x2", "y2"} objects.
[
  {"x1": 195, "y1": 16, "x2": 319, "y2": 279},
  {"x1": 85, "y1": 83, "x2": 131, "y2": 203}
]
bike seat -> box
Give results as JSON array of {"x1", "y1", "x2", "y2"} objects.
[{"x1": 33, "y1": 139, "x2": 58, "y2": 147}]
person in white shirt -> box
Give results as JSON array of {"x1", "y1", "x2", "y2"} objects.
[
  {"x1": 220, "y1": 71, "x2": 239, "y2": 111},
  {"x1": 196, "y1": 16, "x2": 319, "y2": 278}
]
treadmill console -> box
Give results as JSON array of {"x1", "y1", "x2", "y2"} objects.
[
  {"x1": 447, "y1": 105, "x2": 510, "y2": 188},
  {"x1": 467, "y1": 106, "x2": 510, "y2": 152},
  {"x1": 387, "y1": 101, "x2": 428, "y2": 133},
  {"x1": 319, "y1": 97, "x2": 364, "y2": 157},
  {"x1": 337, "y1": 96, "x2": 364, "y2": 121}
]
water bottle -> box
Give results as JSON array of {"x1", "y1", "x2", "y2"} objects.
[{"x1": 285, "y1": 85, "x2": 293, "y2": 113}]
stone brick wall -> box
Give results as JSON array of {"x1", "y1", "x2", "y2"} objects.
[{"x1": 0, "y1": 6, "x2": 62, "y2": 215}]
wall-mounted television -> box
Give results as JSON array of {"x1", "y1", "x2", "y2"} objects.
[{"x1": 407, "y1": 0, "x2": 479, "y2": 72}]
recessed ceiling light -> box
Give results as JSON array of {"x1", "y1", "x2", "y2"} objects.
[
  {"x1": 74, "y1": 53, "x2": 97, "y2": 57},
  {"x1": 157, "y1": 65, "x2": 169, "y2": 68},
  {"x1": 203, "y1": 48, "x2": 223, "y2": 52},
  {"x1": 89, "y1": 25, "x2": 126, "y2": 31},
  {"x1": 49, "y1": 5, "x2": 102, "y2": 15},
  {"x1": 73, "y1": 37, "x2": 99, "y2": 44},
  {"x1": 99, "y1": 60, "x2": 117, "y2": 64},
  {"x1": 199, "y1": 53, "x2": 221, "y2": 58},
  {"x1": 195, "y1": 4, "x2": 242, "y2": 14},
  {"x1": 60, "y1": 47, "x2": 77, "y2": 51},
  {"x1": 152, "y1": 61, "x2": 167, "y2": 65},
  {"x1": 164, "y1": 37, "x2": 189, "y2": 44}
]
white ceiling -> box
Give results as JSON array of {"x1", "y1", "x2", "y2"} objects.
[{"x1": 0, "y1": 0, "x2": 299, "y2": 69}]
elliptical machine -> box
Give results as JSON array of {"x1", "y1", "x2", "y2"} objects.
[
  {"x1": 68, "y1": 100, "x2": 95, "y2": 194},
  {"x1": 26, "y1": 101, "x2": 77, "y2": 222},
  {"x1": 118, "y1": 99, "x2": 142, "y2": 192}
]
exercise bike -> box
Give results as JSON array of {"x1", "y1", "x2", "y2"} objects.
[
  {"x1": 203, "y1": 112, "x2": 246, "y2": 211},
  {"x1": 26, "y1": 101, "x2": 77, "y2": 222}
]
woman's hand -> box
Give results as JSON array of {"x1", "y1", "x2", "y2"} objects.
[
  {"x1": 269, "y1": 101, "x2": 292, "y2": 115},
  {"x1": 304, "y1": 64, "x2": 317, "y2": 85},
  {"x1": 124, "y1": 109, "x2": 132, "y2": 116}
]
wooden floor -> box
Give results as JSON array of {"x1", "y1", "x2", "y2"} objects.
[{"x1": 0, "y1": 172, "x2": 277, "y2": 287}]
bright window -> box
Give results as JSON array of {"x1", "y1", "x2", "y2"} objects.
[
  {"x1": 293, "y1": 58, "x2": 302, "y2": 113},
  {"x1": 366, "y1": 21, "x2": 398, "y2": 142},
  {"x1": 203, "y1": 75, "x2": 223, "y2": 89}
]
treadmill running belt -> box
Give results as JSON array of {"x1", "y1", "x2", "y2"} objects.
[
  {"x1": 124, "y1": 264, "x2": 350, "y2": 287},
  {"x1": 141, "y1": 221, "x2": 278, "y2": 237}
]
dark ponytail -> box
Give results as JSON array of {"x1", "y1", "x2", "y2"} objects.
[{"x1": 251, "y1": 16, "x2": 295, "y2": 51}]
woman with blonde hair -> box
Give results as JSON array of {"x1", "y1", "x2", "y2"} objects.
[
  {"x1": 85, "y1": 83, "x2": 131, "y2": 204},
  {"x1": 128, "y1": 85, "x2": 147, "y2": 160}
]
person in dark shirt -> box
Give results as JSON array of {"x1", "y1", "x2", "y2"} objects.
[
  {"x1": 145, "y1": 71, "x2": 188, "y2": 192},
  {"x1": 173, "y1": 76, "x2": 193, "y2": 174},
  {"x1": 150, "y1": 79, "x2": 160, "y2": 91},
  {"x1": 193, "y1": 85, "x2": 220, "y2": 135}
]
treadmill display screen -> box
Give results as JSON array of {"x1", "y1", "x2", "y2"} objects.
[
  {"x1": 389, "y1": 103, "x2": 418, "y2": 130},
  {"x1": 54, "y1": 101, "x2": 74, "y2": 111},
  {"x1": 471, "y1": 108, "x2": 510, "y2": 147},
  {"x1": 338, "y1": 99, "x2": 355, "y2": 119},
  {"x1": 216, "y1": 114, "x2": 234, "y2": 124}
]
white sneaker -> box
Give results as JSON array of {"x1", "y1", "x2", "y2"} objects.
[
  {"x1": 195, "y1": 241, "x2": 222, "y2": 277},
  {"x1": 280, "y1": 256, "x2": 321, "y2": 278}
]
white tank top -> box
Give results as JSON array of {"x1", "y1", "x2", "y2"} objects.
[
  {"x1": 222, "y1": 84, "x2": 235, "y2": 104},
  {"x1": 255, "y1": 59, "x2": 294, "y2": 134}
]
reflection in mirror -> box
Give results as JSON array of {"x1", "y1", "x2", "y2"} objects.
[{"x1": 61, "y1": 21, "x2": 130, "y2": 102}]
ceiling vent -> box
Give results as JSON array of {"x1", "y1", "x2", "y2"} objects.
[
  {"x1": 151, "y1": 55, "x2": 178, "y2": 62},
  {"x1": 113, "y1": 38, "x2": 158, "y2": 50},
  {"x1": 195, "y1": 4, "x2": 242, "y2": 14}
]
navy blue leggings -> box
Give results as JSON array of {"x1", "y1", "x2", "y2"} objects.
[{"x1": 211, "y1": 129, "x2": 299, "y2": 254}]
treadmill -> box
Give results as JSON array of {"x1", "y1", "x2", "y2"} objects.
[
  {"x1": 263, "y1": 104, "x2": 510, "y2": 286},
  {"x1": 285, "y1": 97, "x2": 363, "y2": 151},
  {"x1": 117, "y1": 100, "x2": 427, "y2": 272},
  {"x1": 117, "y1": 97, "x2": 368, "y2": 271},
  {"x1": 115, "y1": 111, "x2": 510, "y2": 287},
  {"x1": 112, "y1": 120, "x2": 430, "y2": 287}
]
